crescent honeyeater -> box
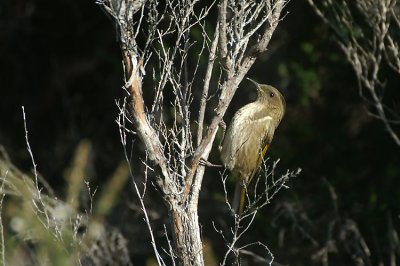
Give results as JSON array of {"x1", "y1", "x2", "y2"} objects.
[{"x1": 220, "y1": 79, "x2": 286, "y2": 213}]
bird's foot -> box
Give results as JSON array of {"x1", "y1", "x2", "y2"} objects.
[{"x1": 199, "y1": 158, "x2": 223, "y2": 168}]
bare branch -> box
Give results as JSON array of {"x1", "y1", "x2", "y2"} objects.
[
  {"x1": 308, "y1": 0, "x2": 400, "y2": 146},
  {"x1": 99, "y1": 0, "x2": 290, "y2": 264},
  {"x1": 216, "y1": 159, "x2": 301, "y2": 264},
  {"x1": 197, "y1": 24, "x2": 220, "y2": 146},
  {"x1": 116, "y1": 98, "x2": 166, "y2": 266}
]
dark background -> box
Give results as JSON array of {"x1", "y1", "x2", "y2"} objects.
[{"x1": 1, "y1": 0, "x2": 400, "y2": 265}]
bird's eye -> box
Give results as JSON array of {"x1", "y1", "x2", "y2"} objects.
[{"x1": 270, "y1": 92, "x2": 275, "y2": 97}]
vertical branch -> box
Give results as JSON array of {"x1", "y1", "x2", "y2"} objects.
[
  {"x1": 116, "y1": 99, "x2": 166, "y2": 266},
  {"x1": 197, "y1": 24, "x2": 219, "y2": 146},
  {"x1": 122, "y1": 54, "x2": 171, "y2": 179},
  {"x1": 99, "y1": 1, "x2": 175, "y2": 264},
  {"x1": 218, "y1": 0, "x2": 230, "y2": 69},
  {"x1": 22, "y1": 106, "x2": 39, "y2": 192},
  {"x1": 99, "y1": 1, "x2": 289, "y2": 265}
]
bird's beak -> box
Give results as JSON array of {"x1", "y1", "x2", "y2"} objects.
[
  {"x1": 246, "y1": 78, "x2": 259, "y2": 87},
  {"x1": 246, "y1": 78, "x2": 262, "y2": 92}
]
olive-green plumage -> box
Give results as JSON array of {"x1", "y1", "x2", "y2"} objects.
[{"x1": 220, "y1": 79, "x2": 286, "y2": 213}]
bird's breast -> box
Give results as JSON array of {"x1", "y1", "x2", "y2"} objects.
[{"x1": 220, "y1": 102, "x2": 273, "y2": 179}]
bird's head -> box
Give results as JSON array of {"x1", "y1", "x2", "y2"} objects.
[{"x1": 247, "y1": 78, "x2": 286, "y2": 115}]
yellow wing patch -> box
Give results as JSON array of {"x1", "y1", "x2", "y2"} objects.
[{"x1": 261, "y1": 143, "x2": 269, "y2": 158}]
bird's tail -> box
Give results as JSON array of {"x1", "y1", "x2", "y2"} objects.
[{"x1": 232, "y1": 181, "x2": 245, "y2": 214}]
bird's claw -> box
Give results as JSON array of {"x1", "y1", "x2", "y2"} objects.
[{"x1": 199, "y1": 158, "x2": 223, "y2": 168}]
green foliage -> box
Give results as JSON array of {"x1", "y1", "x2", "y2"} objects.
[
  {"x1": 0, "y1": 155, "x2": 83, "y2": 265},
  {"x1": 0, "y1": 141, "x2": 132, "y2": 265}
]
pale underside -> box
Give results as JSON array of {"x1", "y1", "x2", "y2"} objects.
[{"x1": 220, "y1": 102, "x2": 274, "y2": 183}]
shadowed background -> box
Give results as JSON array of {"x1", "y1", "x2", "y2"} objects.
[{"x1": 1, "y1": 0, "x2": 400, "y2": 265}]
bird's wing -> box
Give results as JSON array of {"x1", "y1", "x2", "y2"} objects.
[
  {"x1": 220, "y1": 106, "x2": 254, "y2": 170},
  {"x1": 247, "y1": 117, "x2": 275, "y2": 184},
  {"x1": 232, "y1": 116, "x2": 275, "y2": 214}
]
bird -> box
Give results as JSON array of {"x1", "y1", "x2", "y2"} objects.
[{"x1": 219, "y1": 78, "x2": 286, "y2": 214}]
